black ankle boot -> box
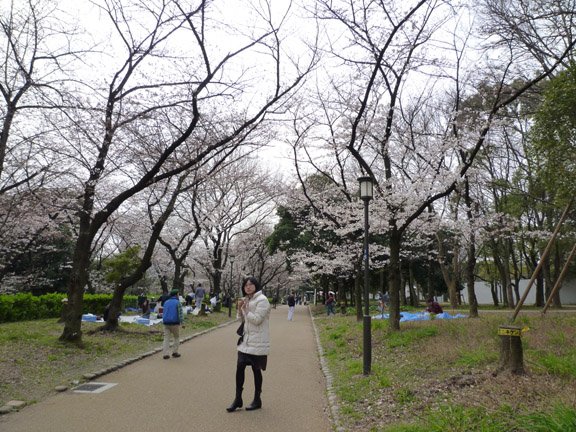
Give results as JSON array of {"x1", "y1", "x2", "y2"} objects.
[
  {"x1": 226, "y1": 396, "x2": 243, "y2": 412},
  {"x1": 245, "y1": 393, "x2": 262, "y2": 411}
]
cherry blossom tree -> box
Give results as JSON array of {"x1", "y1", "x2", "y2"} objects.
[
  {"x1": 234, "y1": 225, "x2": 290, "y2": 294},
  {"x1": 193, "y1": 156, "x2": 283, "y2": 300},
  {"x1": 0, "y1": 0, "x2": 88, "y2": 193},
  {"x1": 0, "y1": 0, "x2": 88, "y2": 293},
  {"x1": 56, "y1": 0, "x2": 317, "y2": 344},
  {"x1": 288, "y1": 0, "x2": 576, "y2": 331},
  {"x1": 101, "y1": 171, "x2": 202, "y2": 331},
  {"x1": 0, "y1": 189, "x2": 75, "y2": 293}
]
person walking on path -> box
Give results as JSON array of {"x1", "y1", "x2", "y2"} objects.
[
  {"x1": 377, "y1": 291, "x2": 390, "y2": 317},
  {"x1": 162, "y1": 289, "x2": 184, "y2": 359},
  {"x1": 287, "y1": 291, "x2": 296, "y2": 321},
  {"x1": 325, "y1": 291, "x2": 336, "y2": 316},
  {"x1": 194, "y1": 282, "x2": 206, "y2": 313},
  {"x1": 227, "y1": 276, "x2": 271, "y2": 412}
]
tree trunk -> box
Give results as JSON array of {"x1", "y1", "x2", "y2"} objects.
[
  {"x1": 466, "y1": 237, "x2": 479, "y2": 317},
  {"x1": 159, "y1": 275, "x2": 168, "y2": 294},
  {"x1": 426, "y1": 260, "x2": 434, "y2": 300},
  {"x1": 493, "y1": 239, "x2": 513, "y2": 308},
  {"x1": 399, "y1": 261, "x2": 407, "y2": 305},
  {"x1": 102, "y1": 286, "x2": 125, "y2": 331},
  {"x1": 503, "y1": 241, "x2": 514, "y2": 308},
  {"x1": 0, "y1": 106, "x2": 16, "y2": 178},
  {"x1": 212, "y1": 269, "x2": 222, "y2": 298},
  {"x1": 388, "y1": 229, "x2": 402, "y2": 331},
  {"x1": 463, "y1": 179, "x2": 479, "y2": 317},
  {"x1": 58, "y1": 299, "x2": 68, "y2": 323},
  {"x1": 510, "y1": 238, "x2": 523, "y2": 306},
  {"x1": 535, "y1": 273, "x2": 545, "y2": 306},
  {"x1": 102, "y1": 210, "x2": 170, "y2": 331},
  {"x1": 513, "y1": 282, "x2": 521, "y2": 305},
  {"x1": 436, "y1": 232, "x2": 460, "y2": 308},
  {"x1": 102, "y1": 262, "x2": 155, "y2": 332},
  {"x1": 490, "y1": 281, "x2": 499, "y2": 307},
  {"x1": 172, "y1": 260, "x2": 185, "y2": 292},
  {"x1": 336, "y1": 279, "x2": 345, "y2": 314},
  {"x1": 408, "y1": 261, "x2": 418, "y2": 307},
  {"x1": 544, "y1": 247, "x2": 563, "y2": 308},
  {"x1": 60, "y1": 226, "x2": 93, "y2": 344},
  {"x1": 344, "y1": 276, "x2": 351, "y2": 308},
  {"x1": 448, "y1": 276, "x2": 459, "y2": 309},
  {"x1": 524, "y1": 247, "x2": 544, "y2": 306}
]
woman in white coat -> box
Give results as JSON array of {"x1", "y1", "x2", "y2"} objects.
[{"x1": 226, "y1": 276, "x2": 271, "y2": 412}]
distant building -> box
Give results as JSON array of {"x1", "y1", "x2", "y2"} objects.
[{"x1": 461, "y1": 278, "x2": 576, "y2": 305}]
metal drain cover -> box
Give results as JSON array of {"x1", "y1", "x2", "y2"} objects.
[{"x1": 73, "y1": 382, "x2": 117, "y2": 393}]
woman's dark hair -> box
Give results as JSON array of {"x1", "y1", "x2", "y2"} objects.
[{"x1": 241, "y1": 276, "x2": 261, "y2": 295}]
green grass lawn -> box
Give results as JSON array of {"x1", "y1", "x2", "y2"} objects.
[{"x1": 312, "y1": 305, "x2": 576, "y2": 432}]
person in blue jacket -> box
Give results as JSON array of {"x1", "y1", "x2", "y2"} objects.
[{"x1": 162, "y1": 289, "x2": 184, "y2": 359}]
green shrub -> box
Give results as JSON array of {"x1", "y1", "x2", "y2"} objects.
[
  {"x1": 0, "y1": 293, "x2": 139, "y2": 323},
  {"x1": 0, "y1": 294, "x2": 45, "y2": 322}
]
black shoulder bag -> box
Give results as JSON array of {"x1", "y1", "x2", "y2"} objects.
[{"x1": 236, "y1": 321, "x2": 244, "y2": 345}]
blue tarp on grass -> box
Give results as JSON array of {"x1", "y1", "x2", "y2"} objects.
[
  {"x1": 373, "y1": 311, "x2": 467, "y2": 321},
  {"x1": 81, "y1": 314, "x2": 163, "y2": 326}
]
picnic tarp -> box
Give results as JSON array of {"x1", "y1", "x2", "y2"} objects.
[
  {"x1": 373, "y1": 311, "x2": 467, "y2": 321},
  {"x1": 81, "y1": 313, "x2": 163, "y2": 326}
]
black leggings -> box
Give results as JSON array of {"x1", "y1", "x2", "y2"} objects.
[{"x1": 236, "y1": 363, "x2": 263, "y2": 393}]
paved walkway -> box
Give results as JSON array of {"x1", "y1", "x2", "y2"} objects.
[{"x1": 0, "y1": 306, "x2": 333, "y2": 432}]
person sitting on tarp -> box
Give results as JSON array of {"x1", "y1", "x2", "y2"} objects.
[
  {"x1": 425, "y1": 297, "x2": 443, "y2": 314},
  {"x1": 141, "y1": 298, "x2": 151, "y2": 318}
]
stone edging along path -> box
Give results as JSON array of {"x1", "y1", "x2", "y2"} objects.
[{"x1": 309, "y1": 307, "x2": 345, "y2": 432}]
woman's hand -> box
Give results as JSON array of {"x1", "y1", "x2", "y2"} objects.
[{"x1": 237, "y1": 298, "x2": 247, "y2": 317}]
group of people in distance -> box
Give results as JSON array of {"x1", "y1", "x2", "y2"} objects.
[{"x1": 184, "y1": 283, "x2": 206, "y2": 313}]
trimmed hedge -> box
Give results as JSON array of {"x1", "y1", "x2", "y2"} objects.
[{"x1": 0, "y1": 293, "x2": 139, "y2": 323}]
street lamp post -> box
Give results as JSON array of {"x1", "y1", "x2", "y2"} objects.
[
  {"x1": 228, "y1": 255, "x2": 235, "y2": 317},
  {"x1": 358, "y1": 176, "x2": 373, "y2": 375}
]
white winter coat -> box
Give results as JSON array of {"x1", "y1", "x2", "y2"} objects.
[{"x1": 237, "y1": 291, "x2": 271, "y2": 356}]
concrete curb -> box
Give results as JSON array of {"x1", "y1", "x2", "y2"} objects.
[{"x1": 309, "y1": 307, "x2": 344, "y2": 432}]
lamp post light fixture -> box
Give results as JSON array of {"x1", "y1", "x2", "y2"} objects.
[
  {"x1": 358, "y1": 176, "x2": 374, "y2": 375},
  {"x1": 228, "y1": 254, "x2": 235, "y2": 318}
]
